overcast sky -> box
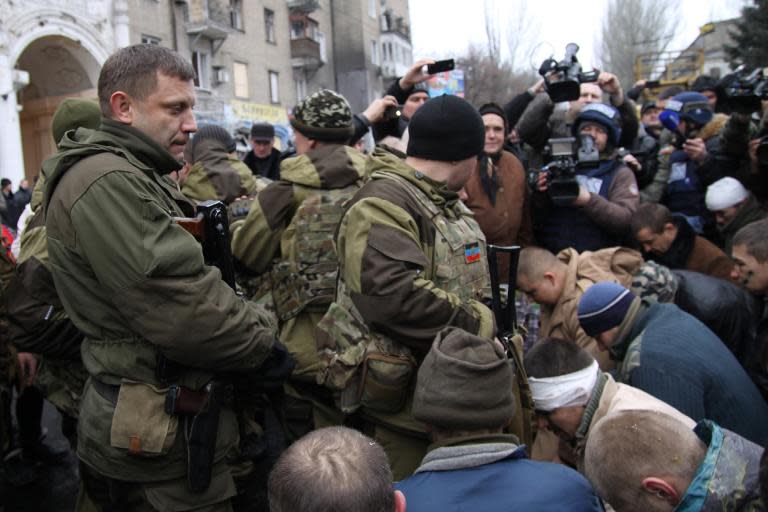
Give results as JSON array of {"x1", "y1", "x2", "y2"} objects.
[{"x1": 409, "y1": 0, "x2": 747, "y2": 73}]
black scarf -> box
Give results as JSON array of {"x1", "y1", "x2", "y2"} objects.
[{"x1": 478, "y1": 152, "x2": 502, "y2": 206}]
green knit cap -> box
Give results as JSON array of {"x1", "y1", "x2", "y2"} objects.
[
  {"x1": 290, "y1": 89, "x2": 353, "y2": 142},
  {"x1": 51, "y1": 98, "x2": 101, "y2": 146}
]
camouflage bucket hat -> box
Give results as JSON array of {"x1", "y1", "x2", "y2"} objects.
[{"x1": 290, "y1": 89, "x2": 354, "y2": 142}]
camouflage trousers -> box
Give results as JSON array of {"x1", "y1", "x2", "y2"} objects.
[{"x1": 630, "y1": 261, "x2": 678, "y2": 305}]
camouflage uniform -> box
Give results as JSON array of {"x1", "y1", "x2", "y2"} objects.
[
  {"x1": 676, "y1": 420, "x2": 766, "y2": 511},
  {"x1": 230, "y1": 89, "x2": 366, "y2": 441},
  {"x1": 315, "y1": 148, "x2": 497, "y2": 479},
  {"x1": 181, "y1": 125, "x2": 268, "y2": 205}
]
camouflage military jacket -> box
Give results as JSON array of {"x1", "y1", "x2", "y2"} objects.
[
  {"x1": 332, "y1": 148, "x2": 495, "y2": 355},
  {"x1": 318, "y1": 149, "x2": 495, "y2": 432},
  {"x1": 230, "y1": 144, "x2": 367, "y2": 381},
  {"x1": 676, "y1": 421, "x2": 765, "y2": 512}
]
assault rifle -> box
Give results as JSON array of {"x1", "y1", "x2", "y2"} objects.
[
  {"x1": 174, "y1": 200, "x2": 236, "y2": 290},
  {"x1": 486, "y1": 244, "x2": 534, "y2": 446},
  {"x1": 158, "y1": 199, "x2": 234, "y2": 493}
]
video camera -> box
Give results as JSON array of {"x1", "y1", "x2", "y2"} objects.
[
  {"x1": 539, "y1": 135, "x2": 600, "y2": 205},
  {"x1": 539, "y1": 43, "x2": 600, "y2": 103},
  {"x1": 720, "y1": 66, "x2": 768, "y2": 114}
]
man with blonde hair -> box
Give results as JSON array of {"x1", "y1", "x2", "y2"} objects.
[{"x1": 584, "y1": 410, "x2": 765, "y2": 511}]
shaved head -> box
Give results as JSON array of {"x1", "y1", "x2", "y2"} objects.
[
  {"x1": 584, "y1": 410, "x2": 705, "y2": 512},
  {"x1": 518, "y1": 247, "x2": 561, "y2": 283}
]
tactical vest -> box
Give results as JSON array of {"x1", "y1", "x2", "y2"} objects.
[
  {"x1": 664, "y1": 149, "x2": 706, "y2": 222},
  {"x1": 316, "y1": 169, "x2": 489, "y2": 414},
  {"x1": 271, "y1": 183, "x2": 362, "y2": 322},
  {"x1": 537, "y1": 160, "x2": 621, "y2": 254}
]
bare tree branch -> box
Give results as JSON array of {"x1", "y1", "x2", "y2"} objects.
[{"x1": 597, "y1": 0, "x2": 681, "y2": 89}]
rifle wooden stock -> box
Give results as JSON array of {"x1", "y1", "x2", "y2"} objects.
[{"x1": 173, "y1": 215, "x2": 207, "y2": 241}]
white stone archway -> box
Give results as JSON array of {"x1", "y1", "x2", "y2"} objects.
[{"x1": 0, "y1": 0, "x2": 127, "y2": 184}]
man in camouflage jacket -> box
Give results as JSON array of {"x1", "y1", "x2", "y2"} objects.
[
  {"x1": 315, "y1": 95, "x2": 497, "y2": 479},
  {"x1": 230, "y1": 89, "x2": 367, "y2": 441}
]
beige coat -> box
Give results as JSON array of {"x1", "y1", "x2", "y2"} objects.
[
  {"x1": 533, "y1": 373, "x2": 695, "y2": 465},
  {"x1": 540, "y1": 247, "x2": 644, "y2": 369}
]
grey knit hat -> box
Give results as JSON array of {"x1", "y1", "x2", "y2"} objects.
[
  {"x1": 290, "y1": 89, "x2": 353, "y2": 142},
  {"x1": 414, "y1": 327, "x2": 516, "y2": 430}
]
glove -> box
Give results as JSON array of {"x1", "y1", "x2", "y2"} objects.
[{"x1": 237, "y1": 341, "x2": 295, "y2": 393}]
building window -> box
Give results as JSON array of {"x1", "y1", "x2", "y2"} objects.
[
  {"x1": 230, "y1": 0, "x2": 244, "y2": 30},
  {"x1": 192, "y1": 51, "x2": 210, "y2": 89},
  {"x1": 371, "y1": 40, "x2": 379, "y2": 65},
  {"x1": 368, "y1": 0, "x2": 376, "y2": 18},
  {"x1": 295, "y1": 77, "x2": 307, "y2": 103},
  {"x1": 141, "y1": 34, "x2": 161, "y2": 45},
  {"x1": 269, "y1": 71, "x2": 280, "y2": 104},
  {"x1": 233, "y1": 62, "x2": 249, "y2": 98},
  {"x1": 265, "y1": 8, "x2": 276, "y2": 43},
  {"x1": 290, "y1": 15, "x2": 319, "y2": 41},
  {"x1": 317, "y1": 31, "x2": 327, "y2": 63}
]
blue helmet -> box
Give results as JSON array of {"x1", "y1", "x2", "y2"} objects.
[
  {"x1": 572, "y1": 103, "x2": 622, "y2": 147},
  {"x1": 663, "y1": 92, "x2": 713, "y2": 127}
]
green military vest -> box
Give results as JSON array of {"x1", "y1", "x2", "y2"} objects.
[
  {"x1": 316, "y1": 169, "x2": 489, "y2": 416},
  {"x1": 271, "y1": 183, "x2": 361, "y2": 322}
]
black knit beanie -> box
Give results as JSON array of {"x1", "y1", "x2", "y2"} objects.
[
  {"x1": 413, "y1": 327, "x2": 516, "y2": 430},
  {"x1": 406, "y1": 95, "x2": 485, "y2": 161}
]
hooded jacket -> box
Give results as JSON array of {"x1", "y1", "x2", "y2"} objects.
[
  {"x1": 43, "y1": 119, "x2": 277, "y2": 483},
  {"x1": 182, "y1": 138, "x2": 265, "y2": 204},
  {"x1": 316, "y1": 148, "x2": 496, "y2": 477}
]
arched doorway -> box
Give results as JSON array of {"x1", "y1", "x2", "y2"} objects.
[{"x1": 16, "y1": 36, "x2": 101, "y2": 180}]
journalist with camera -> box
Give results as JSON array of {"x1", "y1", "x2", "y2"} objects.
[
  {"x1": 515, "y1": 44, "x2": 639, "y2": 167},
  {"x1": 654, "y1": 91, "x2": 729, "y2": 236},
  {"x1": 716, "y1": 67, "x2": 768, "y2": 204},
  {"x1": 533, "y1": 102, "x2": 639, "y2": 254}
]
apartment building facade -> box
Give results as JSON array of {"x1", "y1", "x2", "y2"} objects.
[{"x1": 0, "y1": 0, "x2": 412, "y2": 184}]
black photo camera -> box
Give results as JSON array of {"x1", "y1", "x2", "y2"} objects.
[
  {"x1": 539, "y1": 135, "x2": 600, "y2": 205},
  {"x1": 538, "y1": 43, "x2": 600, "y2": 103}
]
